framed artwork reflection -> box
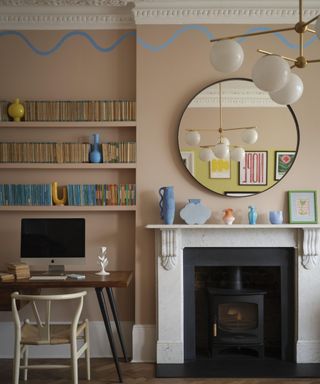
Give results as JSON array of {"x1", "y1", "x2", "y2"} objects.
[
  {"x1": 288, "y1": 190, "x2": 317, "y2": 224},
  {"x1": 210, "y1": 154, "x2": 231, "y2": 179},
  {"x1": 239, "y1": 151, "x2": 268, "y2": 186},
  {"x1": 275, "y1": 151, "x2": 296, "y2": 181}
]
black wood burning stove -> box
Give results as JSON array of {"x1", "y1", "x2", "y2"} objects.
[{"x1": 207, "y1": 266, "x2": 266, "y2": 358}]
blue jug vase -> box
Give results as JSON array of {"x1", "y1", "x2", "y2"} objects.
[
  {"x1": 89, "y1": 133, "x2": 102, "y2": 163},
  {"x1": 248, "y1": 206, "x2": 258, "y2": 225},
  {"x1": 159, "y1": 186, "x2": 175, "y2": 224}
]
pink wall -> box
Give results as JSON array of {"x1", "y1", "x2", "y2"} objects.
[{"x1": 136, "y1": 24, "x2": 320, "y2": 323}]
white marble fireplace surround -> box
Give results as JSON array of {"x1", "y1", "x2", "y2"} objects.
[{"x1": 146, "y1": 224, "x2": 320, "y2": 364}]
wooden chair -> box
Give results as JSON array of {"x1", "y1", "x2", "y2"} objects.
[{"x1": 11, "y1": 291, "x2": 90, "y2": 384}]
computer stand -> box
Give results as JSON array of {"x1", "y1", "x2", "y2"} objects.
[{"x1": 44, "y1": 265, "x2": 65, "y2": 276}]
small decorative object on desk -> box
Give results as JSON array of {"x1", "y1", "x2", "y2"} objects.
[
  {"x1": 96, "y1": 246, "x2": 109, "y2": 276},
  {"x1": 269, "y1": 210, "x2": 283, "y2": 224},
  {"x1": 223, "y1": 208, "x2": 235, "y2": 225},
  {"x1": 89, "y1": 133, "x2": 102, "y2": 163},
  {"x1": 8, "y1": 98, "x2": 24, "y2": 122},
  {"x1": 7, "y1": 262, "x2": 30, "y2": 279},
  {"x1": 180, "y1": 199, "x2": 211, "y2": 225},
  {"x1": 248, "y1": 206, "x2": 258, "y2": 225},
  {"x1": 159, "y1": 186, "x2": 175, "y2": 224}
]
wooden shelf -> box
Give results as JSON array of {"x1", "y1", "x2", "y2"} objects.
[
  {"x1": 0, "y1": 163, "x2": 136, "y2": 169},
  {"x1": 0, "y1": 121, "x2": 136, "y2": 128},
  {"x1": 0, "y1": 205, "x2": 136, "y2": 212}
]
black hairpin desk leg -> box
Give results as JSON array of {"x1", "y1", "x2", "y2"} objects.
[
  {"x1": 95, "y1": 287, "x2": 123, "y2": 383},
  {"x1": 106, "y1": 287, "x2": 129, "y2": 362}
]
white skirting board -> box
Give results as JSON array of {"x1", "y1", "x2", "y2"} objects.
[
  {"x1": 0, "y1": 321, "x2": 133, "y2": 358},
  {"x1": 296, "y1": 340, "x2": 320, "y2": 363},
  {"x1": 131, "y1": 324, "x2": 156, "y2": 362}
]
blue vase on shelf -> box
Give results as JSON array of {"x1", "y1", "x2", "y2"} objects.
[
  {"x1": 89, "y1": 133, "x2": 102, "y2": 163},
  {"x1": 159, "y1": 186, "x2": 175, "y2": 225},
  {"x1": 269, "y1": 210, "x2": 283, "y2": 224},
  {"x1": 248, "y1": 206, "x2": 258, "y2": 225}
]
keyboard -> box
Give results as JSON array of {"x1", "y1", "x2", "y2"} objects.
[{"x1": 29, "y1": 275, "x2": 68, "y2": 281}]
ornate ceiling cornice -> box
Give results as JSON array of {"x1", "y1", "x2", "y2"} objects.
[{"x1": 0, "y1": 0, "x2": 319, "y2": 30}]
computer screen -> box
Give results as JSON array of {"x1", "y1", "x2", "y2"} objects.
[{"x1": 20, "y1": 218, "x2": 85, "y2": 269}]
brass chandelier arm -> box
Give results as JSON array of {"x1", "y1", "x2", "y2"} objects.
[
  {"x1": 210, "y1": 26, "x2": 295, "y2": 43},
  {"x1": 307, "y1": 59, "x2": 320, "y2": 63},
  {"x1": 307, "y1": 27, "x2": 316, "y2": 33},
  {"x1": 257, "y1": 49, "x2": 298, "y2": 63},
  {"x1": 186, "y1": 127, "x2": 256, "y2": 133},
  {"x1": 302, "y1": 14, "x2": 320, "y2": 27},
  {"x1": 223, "y1": 126, "x2": 257, "y2": 132}
]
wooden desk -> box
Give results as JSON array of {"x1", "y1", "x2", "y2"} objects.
[{"x1": 0, "y1": 271, "x2": 133, "y2": 383}]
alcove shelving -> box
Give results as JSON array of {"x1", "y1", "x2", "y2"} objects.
[{"x1": 0, "y1": 119, "x2": 137, "y2": 211}]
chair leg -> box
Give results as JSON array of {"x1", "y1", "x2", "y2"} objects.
[
  {"x1": 23, "y1": 346, "x2": 28, "y2": 381},
  {"x1": 85, "y1": 320, "x2": 91, "y2": 381},
  {"x1": 12, "y1": 340, "x2": 20, "y2": 384},
  {"x1": 71, "y1": 339, "x2": 78, "y2": 384}
]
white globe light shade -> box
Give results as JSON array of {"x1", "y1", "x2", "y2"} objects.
[
  {"x1": 316, "y1": 16, "x2": 320, "y2": 39},
  {"x1": 217, "y1": 136, "x2": 230, "y2": 146},
  {"x1": 252, "y1": 55, "x2": 291, "y2": 92},
  {"x1": 186, "y1": 131, "x2": 201, "y2": 146},
  {"x1": 230, "y1": 147, "x2": 245, "y2": 162},
  {"x1": 213, "y1": 143, "x2": 230, "y2": 159},
  {"x1": 210, "y1": 40, "x2": 244, "y2": 73},
  {"x1": 199, "y1": 147, "x2": 214, "y2": 162},
  {"x1": 269, "y1": 73, "x2": 304, "y2": 105},
  {"x1": 241, "y1": 128, "x2": 258, "y2": 144}
]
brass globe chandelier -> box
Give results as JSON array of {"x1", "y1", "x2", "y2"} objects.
[{"x1": 210, "y1": 0, "x2": 320, "y2": 105}]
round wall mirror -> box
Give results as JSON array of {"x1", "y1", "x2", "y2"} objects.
[{"x1": 178, "y1": 78, "x2": 300, "y2": 197}]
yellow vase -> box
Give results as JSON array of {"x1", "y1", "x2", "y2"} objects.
[
  {"x1": 8, "y1": 98, "x2": 25, "y2": 122},
  {"x1": 52, "y1": 182, "x2": 67, "y2": 206}
]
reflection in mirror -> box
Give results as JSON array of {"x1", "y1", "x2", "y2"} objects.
[{"x1": 178, "y1": 78, "x2": 299, "y2": 197}]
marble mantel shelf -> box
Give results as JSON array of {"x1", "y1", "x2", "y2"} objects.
[{"x1": 146, "y1": 224, "x2": 320, "y2": 270}]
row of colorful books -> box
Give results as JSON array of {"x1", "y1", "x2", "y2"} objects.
[
  {"x1": 0, "y1": 183, "x2": 136, "y2": 206},
  {"x1": 0, "y1": 101, "x2": 9, "y2": 122},
  {"x1": 67, "y1": 184, "x2": 136, "y2": 206},
  {"x1": 0, "y1": 142, "x2": 90, "y2": 163},
  {"x1": 0, "y1": 142, "x2": 137, "y2": 163},
  {"x1": 0, "y1": 100, "x2": 136, "y2": 122},
  {"x1": 0, "y1": 184, "x2": 52, "y2": 206},
  {"x1": 101, "y1": 142, "x2": 136, "y2": 163}
]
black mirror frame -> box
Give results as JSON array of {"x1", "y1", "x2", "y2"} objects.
[{"x1": 177, "y1": 77, "x2": 300, "y2": 197}]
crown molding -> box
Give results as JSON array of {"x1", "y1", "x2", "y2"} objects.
[
  {"x1": 189, "y1": 82, "x2": 282, "y2": 108},
  {"x1": 0, "y1": 0, "x2": 319, "y2": 29},
  {"x1": 133, "y1": 1, "x2": 320, "y2": 25}
]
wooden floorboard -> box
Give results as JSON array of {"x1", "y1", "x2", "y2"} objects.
[{"x1": 1, "y1": 358, "x2": 320, "y2": 384}]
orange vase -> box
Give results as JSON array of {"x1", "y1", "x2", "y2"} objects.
[{"x1": 223, "y1": 208, "x2": 235, "y2": 225}]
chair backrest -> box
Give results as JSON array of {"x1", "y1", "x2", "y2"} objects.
[{"x1": 11, "y1": 291, "x2": 87, "y2": 343}]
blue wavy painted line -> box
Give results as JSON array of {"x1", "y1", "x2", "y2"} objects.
[
  {"x1": 0, "y1": 26, "x2": 316, "y2": 56},
  {"x1": 237, "y1": 26, "x2": 317, "y2": 48},
  {"x1": 0, "y1": 30, "x2": 136, "y2": 56},
  {"x1": 137, "y1": 25, "x2": 213, "y2": 52}
]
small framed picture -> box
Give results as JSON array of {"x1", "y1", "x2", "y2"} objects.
[
  {"x1": 288, "y1": 190, "x2": 318, "y2": 224},
  {"x1": 239, "y1": 151, "x2": 268, "y2": 186},
  {"x1": 275, "y1": 151, "x2": 296, "y2": 181},
  {"x1": 210, "y1": 153, "x2": 231, "y2": 179}
]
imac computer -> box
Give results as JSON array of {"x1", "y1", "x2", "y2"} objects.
[{"x1": 20, "y1": 218, "x2": 85, "y2": 275}]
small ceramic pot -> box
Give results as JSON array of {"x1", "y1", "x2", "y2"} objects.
[
  {"x1": 223, "y1": 208, "x2": 235, "y2": 225},
  {"x1": 269, "y1": 210, "x2": 283, "y2": 224}
]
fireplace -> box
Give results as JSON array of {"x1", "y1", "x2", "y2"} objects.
[{"x1": 147, "y1": 224, "x2": 320, "y2": 367}]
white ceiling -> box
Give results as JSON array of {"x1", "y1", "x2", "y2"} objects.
[{"x1": 0, "y1": 0, "x2": 319, "y2": 29}]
